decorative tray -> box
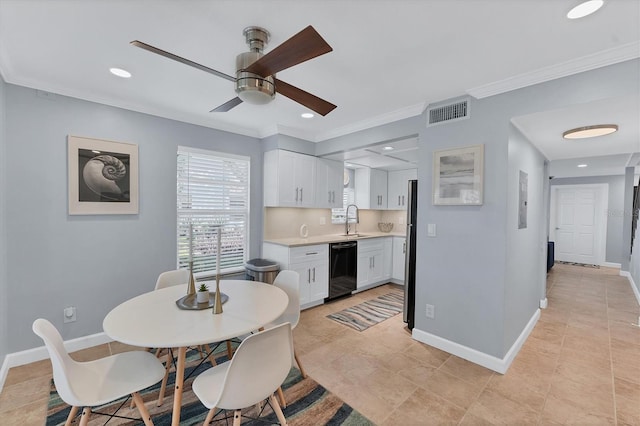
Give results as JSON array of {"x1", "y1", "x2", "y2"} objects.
[{"x1": 175, "y1": 292, "x2": 229, "y2": 310}]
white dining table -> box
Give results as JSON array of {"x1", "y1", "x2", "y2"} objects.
[{"x1": 103, "y1": 279, "x2": 288, "y2": 426}]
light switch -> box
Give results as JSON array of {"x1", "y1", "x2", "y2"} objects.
[{"x1": 427, "y1": 223, "x2": 436, "y2": 237}]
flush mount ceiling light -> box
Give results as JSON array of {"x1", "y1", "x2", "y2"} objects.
[
  {"x1": 382, "y1": 146, "x2": 394, "y2": 151},
  {"x1": 562, "y1": 124, "x2": 618, "y2": 139},
  {"x1": 301, "y1": 112, "x2": 314, "y2": 118},
  {"x1": 567, "y1": 0, "x2": 604, "y2": 19},
  {"x1": 109, "y1": 67, "x2": 132, "y2": 78},
  {"x1": 577, "y1": 164, "x2": 588, "y2": 168}
]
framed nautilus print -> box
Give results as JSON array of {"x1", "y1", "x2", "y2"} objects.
[{"x1": 67, "y1": 135, "x2": 139, "y2": 215}]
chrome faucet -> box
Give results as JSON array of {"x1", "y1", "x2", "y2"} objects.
[{"x1": 345, "y1": 204, "x2": 359, "y2": 236}]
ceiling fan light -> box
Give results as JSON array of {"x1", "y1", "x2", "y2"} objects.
[
  {"x1": 567, "y1": 0, "x2": 604, "y2": 19},
  {"x1": 301, "y1": 112, "x2": 314, "y2": 118},
  {"x1": 109, "y1": 67, "x2": 131, "y2": 78},
  {"x1": 562, "y1": 124, "x2": 618, "y2": 139}
]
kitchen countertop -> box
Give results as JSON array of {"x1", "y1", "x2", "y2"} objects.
[{"x1": 263, "y1": 231, "x2": 406, "y2": 247}]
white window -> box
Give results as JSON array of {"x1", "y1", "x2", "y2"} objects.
[{"x1": 177, "y1": 146, "x2": 250, "y2": 278}]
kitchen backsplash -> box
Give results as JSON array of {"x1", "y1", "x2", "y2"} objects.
[{"x1": 264, "y1": 207, "x2": 407, "y2": 239}]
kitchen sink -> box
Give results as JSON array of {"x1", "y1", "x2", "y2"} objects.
[{"x1": 341, "y1": 233, "x2": 369, "y2": 238}]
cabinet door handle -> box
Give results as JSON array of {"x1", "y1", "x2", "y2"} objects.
[
  {"x1": 295, "y1": 187, "x2": 299, "y2": 202},
  {"x1": 306, "y1": 252, "x2": 318, "y2": 255},
  {"x1": 329, "y1": 191, "x2": 331, "y2": 203},
  {"x1": 308, "y1": 268, "x2": 311, "y2": 283},
  {"x1": 300, "y1": 188, "x2": 303, "y2": 202},
  {"x1": 312, "y1": 267, "x2": 316, "y2": 282},
  {"x1": 398, "y1": 195, "x2": 401, "y2": 206},
  {"x1": 373, "y1": 257, "x2": 375, "y2": 268},
  {"x1": 402, "y1": 195, "x2": 405, "y2": 206},
  {"x1": 403, "y1": 242, "x2": 406, "y2": 254}
]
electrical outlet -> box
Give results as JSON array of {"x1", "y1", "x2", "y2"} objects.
[
  {"x1": 399, "y1": 215, "x2": 404, "y2": 225},
  {"x1": 63, "y1": 306, "x2": 77, "y2": 323},
  {"x1": 319, "y1": 216, "x2": 326, "y2": 225},
  {"x1": 425, "y1": 304, "x2": 435, "y2": 319}
]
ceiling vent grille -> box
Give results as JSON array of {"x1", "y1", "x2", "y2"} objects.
[{"x1": 427, "y1": 99, "x2": 470, "y2": 126}]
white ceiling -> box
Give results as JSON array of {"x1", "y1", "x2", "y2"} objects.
[{"x1": 0, "y1": 0, "x2": 638, "y2": 175}]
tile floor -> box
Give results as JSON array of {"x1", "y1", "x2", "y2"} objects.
[{"x1": 1, "y1": 263, "x2": 639, "y2": 425}]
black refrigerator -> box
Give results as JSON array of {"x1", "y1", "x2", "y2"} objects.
[{"x1": 403, "y1": 180, "x2": 417, "y2": 330}]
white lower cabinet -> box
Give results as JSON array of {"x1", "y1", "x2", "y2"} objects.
[
  {"x1": 357, "y1": 238, "x2": 391, "y2": 290},
  {"x1": 262, "y1": 243, "x2": 328, "y2": 308},
  {"x1": 392, "y1": 236, "x2": 406, "y2": 283}
]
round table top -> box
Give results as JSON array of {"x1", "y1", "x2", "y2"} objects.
[{"x1": 103, "y1": 280, "x2": 288, "y2": 348}]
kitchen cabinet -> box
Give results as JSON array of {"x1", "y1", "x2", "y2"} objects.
[
  {"x1": 355, "y1": 167, "x2": 387, "y2": 209},
  {"x1": 392, "y1": 236, "x2": 406, "y2": 284},
  {"x1": 356, "y1": 238, "x2": 385, "y2": 290},
  {"x1": 262, "y1": 243, "x2": 328, "y2": 308},
  {"x1": 264, "y1": 149, "x2": 316, "y2": 208},
  {"x1": 315, "y1": 158, "x2": 343, "y2": 208},
  {"x1": 387, "y1": 169, "x2": 417, "y2": 209}
]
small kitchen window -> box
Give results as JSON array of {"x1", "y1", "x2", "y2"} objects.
[
  {"x1": 331, "y1": 168, "x2": 357, "y2": 224},
  {"x1": 177, "y1": 146, "x2": 250, "y2": 277}
]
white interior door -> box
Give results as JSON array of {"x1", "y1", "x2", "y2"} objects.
[{"x1": 551, "y1": 185, "x2": 607, "y2": 265}]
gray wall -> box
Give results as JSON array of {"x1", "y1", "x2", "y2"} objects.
[
  {"x1": 550, "y1": 175, "x2": 626, "y2": 265},
  {"x1": 414, "y1": 59, "x2": 639, "y2": 359},
  {"x1": 505, "y1": 124, "x2": 547, "y2": 354},
  {"x1": 0, "y1": 77, "x2": 7, "y2": 362},
  {"x1": 4, "y1": 84, "x2": 264, "y2": 353}
]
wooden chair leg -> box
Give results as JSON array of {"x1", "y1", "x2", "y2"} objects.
[
  {"x1": 204, "y1": 407, "x2": 217, "y2": 424},
  {"x1": 132, "y1": 391, "x2": 154, "y2": 426},
  {"x1": 78, "y1": 407, "x2": 91, "y2": 426},
  {"x1": 64, "y1": 405, "x2": 79, "y2": 426},
  {"x1": 226, "y1": 340, "x2": 234, "y2": 359},
  {"x1": 232, "y1": 409, "x2": 242, "y2": 426},
  {"x1": 276, "y1": 386, "x2": 286, "y2": 408},
  {"x1": 269, "y1": 393, "x2": 288, "y2": 426},
  {"x1": 293, "y1": 349, "x2": 307, "y2": 378},
  {"x1": 205, "y1": 344, "x2": 218, "y2": 367},
  {"x1": 157, "y1": 348, "x2": 173, "y2": 406}
]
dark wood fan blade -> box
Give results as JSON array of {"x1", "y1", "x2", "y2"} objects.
[
  {"x1": 131, "y1": 40, "x2": 236, "y2": 82},
  {"x1": 275, "y1": 79, "x2": 336, "y2": 116},
  {"x1": 244, "y1": 26, "x2": 332, "y2": 77},
  {"x1": 210, "y1": 97, "x2": 243, "y2": 112}
]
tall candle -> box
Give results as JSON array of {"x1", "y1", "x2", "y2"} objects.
[
  {"x1": 216, "y1": 228, "x2": 221, "y2": 277},
  {"x1": 189, "y1": 223, "x2": 193, "y2": 262}
]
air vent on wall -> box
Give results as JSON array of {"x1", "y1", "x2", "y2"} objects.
[{"x1": 426, "y1": 98, "x2": 470, "y2": 126}]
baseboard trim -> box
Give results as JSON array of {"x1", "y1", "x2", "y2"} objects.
[
  {"x1": 602, "y1": 262, "x2": 622, "y2": 268},
  {"x1": 411, "y1": 309, "x2": 540, "y2": 374},
  {"x1": 0, "y1": 332, "x2": 112, "y2": 392},
  {"x1": 622, "y1": 271, "x2": 640, "y2": 306}
]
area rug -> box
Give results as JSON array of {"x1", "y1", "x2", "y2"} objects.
[
  {"x1": 45, "y1": 347, "x2": 373, "y2": 425},
  {"x1": 555, "y1": 260, "x2": 600, "y2": 269},
  {"x1": 326, "y1": 291, "x2": 404, "y2": 332}
]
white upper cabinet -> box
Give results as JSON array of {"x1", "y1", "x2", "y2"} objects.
[
  {"x1": 264, "y1": 150, "x2": 316, "y2": 208},
  {"x1": 355, "y1": 168, "x2": 387, "y2": 209},
  {"x1": 315, "y1": 158, "x2": 343, "y2": 209},
  {"x1": 387, "y1": 169, "x2": 417, "y2": 210}
]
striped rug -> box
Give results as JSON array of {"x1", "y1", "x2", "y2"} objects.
[
  {"x1": 45, "y1": 346, "x2": 373, "y2": 425},
  {"x1": 326, "y1": 291, "x2": 404, "y2": 331}
]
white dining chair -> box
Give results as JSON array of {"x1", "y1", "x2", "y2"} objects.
[
  {"x1": 264, "y1": 270, "x2": 306, "y2": 408},
  {"x1": 154, "y1": 268, "x2": 189, "y2": 290},
  {"x1": 32, "y1": 318, "x2": 165, "y2": 426},
  {"x1": 192, "y1": 322, "x2": 293, "y2": 426}
]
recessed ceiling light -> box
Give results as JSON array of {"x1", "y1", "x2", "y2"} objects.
[
  {"x1": 577, "y1": 164, "x2": 588, "y2": 168},
  {"x1": 382, "y1": 146, "x2": 394, "y2": 151},
  {"x1": 563, "y1": 124, "x2": 618, "y2": 139},
  {"x1": 301, "y1": 112, "x2": 314, "y2": 118},
  {"x1": 567, "y1": 0, "x2": 604, "y2": 19},
  {"x1": 109, "y1": 67, "x2": 132, "y2": 78}
]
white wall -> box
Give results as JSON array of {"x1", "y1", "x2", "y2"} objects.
[{"x1": 3, "y1": 84, "x2": 264, "y2": 353}]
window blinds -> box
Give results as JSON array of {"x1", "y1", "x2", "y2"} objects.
[{"x1": 177, "y1": 146, "x2": 250, "y2": 277}]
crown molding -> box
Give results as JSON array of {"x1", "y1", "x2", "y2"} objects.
[
  {"x1": 312, "y1": 102, "x2": 427, "y2": 142},
  {"x1": 467, "y1": 41, "x2": 640, "y2": 99}
]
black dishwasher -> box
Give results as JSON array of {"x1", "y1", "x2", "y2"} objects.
[{"x1": 327, "y1": 241, "x2": 357, "y2": 301}]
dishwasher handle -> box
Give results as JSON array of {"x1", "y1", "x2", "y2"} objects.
[{"x1": 331, "y1": 242, "x2": 357, "y2": 250}]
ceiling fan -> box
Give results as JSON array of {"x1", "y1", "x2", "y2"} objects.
[{"x1": 131, "y1": 25, "x2": 337, "y2": 116}]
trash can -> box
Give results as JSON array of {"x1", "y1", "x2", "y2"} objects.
[{"x1": 245, "y1": 258, "x2": 280, "y2": 284}]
